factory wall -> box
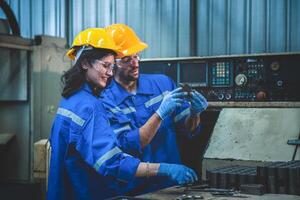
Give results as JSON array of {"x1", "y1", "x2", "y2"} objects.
[{"x1": 0, "y1": 0, "x2": 299, "y2": 58}]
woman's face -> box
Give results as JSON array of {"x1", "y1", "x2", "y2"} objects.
[{"x1": 83, "y1": 54, "x2": 115, "y2": 88}]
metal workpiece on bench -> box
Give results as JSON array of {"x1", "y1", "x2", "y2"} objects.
[
  {"x1": 257, "y1": 165, "x2": 268, "y2": 186},
  {"x1": 240, "y1": 184, "x2": 266, "y2": 195},
  {"x1": 175, "y1": 194, "x2": 203, "y2": 200},
  {"x1": 277, "y1": 166, "x2": 289, "y2": 194},
  {"x1": 206, "y1": 161, "x2": 300, "y2": 196},
  {"x1": 264, "y1": 161, "x2": 300, "y2": 195},
  {"x1": 207, "y1": 165, "x2": 257, "y2": 190},
  {"x1": 136, "y1": 185, "x2": 300, "y2": 200},
  {"x1": 208, "y1": 102, "x2": 300, "y2": 108},
  {"x1": 288, "y1": 166, "x2": 300, "y2": 195},
  {"x1": 267, "y1": 165, "x2": 277, "y2": 194}
]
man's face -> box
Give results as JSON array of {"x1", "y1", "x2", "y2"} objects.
[{"x1": 115, "y1": 53, "x2": 140, "y2": 82}]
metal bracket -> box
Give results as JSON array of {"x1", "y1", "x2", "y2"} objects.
[{"x1": 287, "y1": 139, "x2": 300, "y2": 145}]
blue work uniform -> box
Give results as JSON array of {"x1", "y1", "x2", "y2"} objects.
[
  {"x1": 102, "y1": 74, "x2": 202, "y2": 194},
  {"x1": 47, "y1": 83, "x2": 140, "y2": 200}
]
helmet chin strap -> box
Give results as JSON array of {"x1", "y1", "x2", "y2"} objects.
[{"x1": 74, "y1": 45, "x2": 93, "y2": 65}]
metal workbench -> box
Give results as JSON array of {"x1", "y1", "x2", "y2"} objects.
[{"x1": 136, "y1": 186, "x2": 300, "y2": 200}]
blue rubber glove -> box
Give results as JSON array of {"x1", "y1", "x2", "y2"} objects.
[
  {"x1": 157, "y1": 163, "x2": 198, "y2": 185},
  {"x1": 156, "y1": 87, "x2": 187, "y2": 120},
  {"x1": 190, "y1": 90, "x2": 208, "y2": 116}
]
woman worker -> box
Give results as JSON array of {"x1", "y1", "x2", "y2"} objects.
[{"x1": 47, "y1": 28, "x2": 197, "y2": 200}]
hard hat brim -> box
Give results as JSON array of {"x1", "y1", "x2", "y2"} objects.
[
  {"x1": 66, "y1": 48, "x2": 76, "y2": 60},
  {"x1": 121, "y1": 42, "x2": 148, "y2": 57},
  {"x1": 67, "y1": 46, "x2": 124, "y2": 60}
]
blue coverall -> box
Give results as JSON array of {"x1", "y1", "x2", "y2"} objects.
[
  {"x1": 102, "y1": 74, "x2": 202, "y2": 194},
  {"x1": 47, "y1": 83, "x2": 141, "y2": 200}
]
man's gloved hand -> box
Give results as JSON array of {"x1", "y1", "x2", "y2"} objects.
[
  {"x1": 157, "y1": 163, "x2": 198, "y2": 185},
  {"x1": 156, "y1": 87, "x2": 187, "y2": 120},
  {"x1": 190, "y1": 90, "x2": 208, "y2": 116}
]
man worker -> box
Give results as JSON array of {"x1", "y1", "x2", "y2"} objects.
[
  {"x1": 102, "y1": 24, "x2": 208, "y2": 194},
  {"x1": 48, "y1": 28, "x2": 199, "y2": 200}
]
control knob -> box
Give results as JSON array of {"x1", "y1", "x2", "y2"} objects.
[
  {"x1": 217, "y1": 93, "x2": 224, "y2": 100},
  {"x1": 277, "y1": 80, "x2": 283, "y2": 87},
  {"x1": 270, "y1": 61, "x2": 280, "y2": 71},
  {"x1": 256, "y1": 91, "x2": 267, "y2": 101},
  {"x1": 225, "y1": 93, "x2": 232, "y2": 100}
]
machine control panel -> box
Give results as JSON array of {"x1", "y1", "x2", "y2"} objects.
[
  {"x1": 140, "y1": 53, "x2": 300, "y2": 102},
  {"x1": 210, "y1": 61, "x2": 232, "y2": 87}
]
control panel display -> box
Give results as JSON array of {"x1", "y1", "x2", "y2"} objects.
[{"x1": 180, "y1": 62, "x2": 208, "y2": 87}]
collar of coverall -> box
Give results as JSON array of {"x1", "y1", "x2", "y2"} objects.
[
  {"x1": 107, "y1": 76, "x2": 154, "y2": 105},
  {"x1": 82, "y1": 82, "x2": 103, "y2": 97}
]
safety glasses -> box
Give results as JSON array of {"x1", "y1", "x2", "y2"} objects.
[
  {"x1": 92, "y1": 60, "x2": 115, "y2": 73},
  {"x1": 116, "y1": 54, "x2": 141, "y2": 65}
]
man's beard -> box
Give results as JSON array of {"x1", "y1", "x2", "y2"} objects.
[{"x1": 120, "y1": 70, "x2": 138, "y2": 82}]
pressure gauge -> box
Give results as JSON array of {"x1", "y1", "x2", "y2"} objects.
[{"x1": 235, "y1": 74, "x2": 247, "y2": 86}]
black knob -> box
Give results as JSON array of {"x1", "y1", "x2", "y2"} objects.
[{"x1": 217, "y1": 93, "x2": 224, "y2": 100}]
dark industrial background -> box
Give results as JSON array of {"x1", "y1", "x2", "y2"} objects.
[{"x1": 0, "y1": 0, "x2": 299, "y2": 200}]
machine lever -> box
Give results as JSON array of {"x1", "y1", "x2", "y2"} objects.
[{"x1": 287, "y1": 131, "x2": 300, "y2": 161}]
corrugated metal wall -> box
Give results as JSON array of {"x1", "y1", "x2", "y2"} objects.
[
  {"x1": 197, "y1": 0, "x2": 300, "y2": 55},
  {"x1": 1, "y1": 0, "x2": 299, "y2": 58}
]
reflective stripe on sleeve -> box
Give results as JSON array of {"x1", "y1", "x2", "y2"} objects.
[
  {"x1": 110, "y1": 106, "x2": 136, "y2": 114},
  {"x1": 113, "y1": 125, "x2": 131, "y2": 135},
  {"x1": 174, "y1": 107, "x2": 190, "y2": 123},
  {"x1": 122, "y1": 107, "x2": 136, "y2": 114},
  {"x1": 123, "y1": 153, "x2": 133, "y2": 157},
  {"x1": 57, "y1": 108, "x2": 85, "y2": 126},
  {"x1": 110, "y1": 106, "x2": 121, "y2": 113},
  {"x1": 144, "y1": 91, "x2": 169, "y2": 108},
  {"x1": 93, "y1": 147, "x2": 122, "y2": 171}
]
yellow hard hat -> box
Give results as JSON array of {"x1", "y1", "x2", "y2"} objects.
[
  {"x1": 66, "y1": 28, "x2": 123, "y2": 60},
  {"x1": 105, "y1": 24, "x2": 148, "y2": 57}
]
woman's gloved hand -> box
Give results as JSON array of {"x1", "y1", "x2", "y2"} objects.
[
  {"x1": 157, "y1": 163, "x2": 198, "y2": 185},
  {"x1": 190, "y1": 90, "x2": 208, "y2": 116},
  {"x1": 156, "y1": 87, "x2": 187, "y2": 120}
]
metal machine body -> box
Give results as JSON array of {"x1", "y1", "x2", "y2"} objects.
[
  {"x1": 140, "y1": 53, "x2": 300, "y2": 105},
  {"x1": 0, "y1": 35, "x2": 70, "y2": 184},
  {"x1": 139, "y1": 53, "x2": 300, "y2": 197}
]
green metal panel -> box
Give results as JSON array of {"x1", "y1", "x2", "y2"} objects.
[
  {"x1": 0, "y1": 103, "x2": 30, "y2": 181},
  {"x1": 0, "y1": 35, "x2": 70, "y2": 183},
  {"x1": 0, "y1": 48, "x2": 28, "y2": 101}
]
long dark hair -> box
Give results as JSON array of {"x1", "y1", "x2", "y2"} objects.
[{"x1": 61, "y1": 48, "x2": 116, "y2": 98}]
